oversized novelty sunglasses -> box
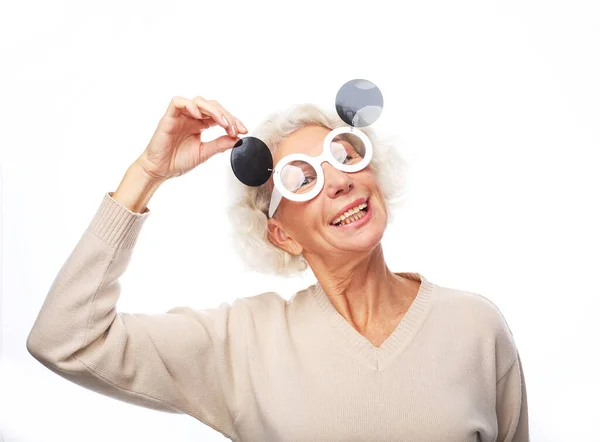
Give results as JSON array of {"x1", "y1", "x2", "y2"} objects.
[
  {"x1": 266, "y1": 126, "x2": 373, "y2": 217},
  {"x1": 229, "y1": 79, "x2": 383, "y2": 218}
]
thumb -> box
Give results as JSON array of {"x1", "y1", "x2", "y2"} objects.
[{"x1": 200, "y1": 135, "x2": 240, "y2": 163}]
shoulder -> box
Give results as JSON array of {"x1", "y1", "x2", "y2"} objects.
[
  {"x1": 242, "y1": 290, "x2": 287, "y2": 310},
  {"x1": 237, "y1": 290, "x2": 289, "y2": 326},
  {"x1": 241, "y1": 285, "x2": 313, "y2": 310},
  {"x1": 237, "y1": 286, "x2": 316, "y2": 333},
  {"x1": 433, "y1": 282, "x2": 518, "y2": 375},
  {"x1": 435, "y1": 283, "x2": 514, "y2": 332}
]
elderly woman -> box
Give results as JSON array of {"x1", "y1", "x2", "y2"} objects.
[{"x1": 26, "y1": 90, "x2": 529, "y2": 442}]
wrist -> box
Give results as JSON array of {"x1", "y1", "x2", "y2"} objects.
[
  {"x1": 130, "y1": 160, "x2": 168, "y2": 185},
  {"x1": 112, "y1": 162, "x2": 164, "y2": 214}
]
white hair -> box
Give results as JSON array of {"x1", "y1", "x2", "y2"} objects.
[{"x1": 226, "y1": 103, "x2": 409, "y2": 277}]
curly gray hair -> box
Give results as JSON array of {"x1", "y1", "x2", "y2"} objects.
[{"x1": 226, "y1": 103, "x2": 409, "y2": 277}]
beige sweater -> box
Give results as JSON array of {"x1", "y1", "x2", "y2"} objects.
[{"x1": 26, "y1": 191, "x2": 529, "y2": 441}]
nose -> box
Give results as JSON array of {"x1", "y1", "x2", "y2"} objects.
[{"x1": 322, "y1": 161, "x2": 354, "y2": 198}]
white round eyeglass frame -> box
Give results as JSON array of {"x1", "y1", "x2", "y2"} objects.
[{"x1": 268, "y1": 126, "x2": 373, "y2": 218}]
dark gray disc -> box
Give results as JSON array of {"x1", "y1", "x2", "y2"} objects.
[{"x1": 230, "y1": 137, "x2": 273, "y2": 187}]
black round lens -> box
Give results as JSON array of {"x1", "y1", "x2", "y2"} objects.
[
  {"x1": 335, "y1": 79, "x2": 384, "y2": 127},
  {"x1": 230, "y1": 137, "x2": 273, "y2": 187}
]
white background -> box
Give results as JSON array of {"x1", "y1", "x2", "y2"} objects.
[{"x1": 1, "y1": 0, "x2": 599, "y2": 441}]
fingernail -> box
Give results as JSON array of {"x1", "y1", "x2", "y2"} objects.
[{"x1": 240, "y1": 122, "x2": 248, "y2": 131}]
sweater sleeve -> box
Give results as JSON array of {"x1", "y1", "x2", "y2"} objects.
[
  {"x1": 496, "y1": 351, "x2": 529, "y2": 441},
  {"x1": 26, "y1": 191, "x2": 248, "y2": 440}
]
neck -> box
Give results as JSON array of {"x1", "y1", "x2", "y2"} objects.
[{"x1": 306, "y1": 244, "x2": 416, "y2": 333}]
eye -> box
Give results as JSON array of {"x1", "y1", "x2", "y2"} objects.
[
  {"x1": 301, "y1": 175, "x2": 316, "y2": 186},
  {"x1": 344, "y1": 153, "x2": 362, "y2": 164}
]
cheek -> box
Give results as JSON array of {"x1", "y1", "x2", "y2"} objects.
[
  {"x1": 355, "y1": 169, "x2": 380, "y2": 192},
  {"x1": 305, "y1": 202, "x2": 326, "y2": 228},
  {"x1": 280, "y1": 200, "x2": 320, "y2": 232}
]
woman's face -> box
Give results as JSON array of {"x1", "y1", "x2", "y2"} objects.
[{"x1": 266, "y1": 125, "x2": 388, "y2": 259}]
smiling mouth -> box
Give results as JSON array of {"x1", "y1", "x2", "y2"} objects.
[{"x1": 330, "y1": 200, "x2": 370, "y2": 226}]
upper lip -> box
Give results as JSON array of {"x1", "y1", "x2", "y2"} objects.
[{"x1": 329, "y1": 197, "x2": 368, "y2": 224}]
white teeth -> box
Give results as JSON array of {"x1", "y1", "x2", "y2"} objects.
[{"x1": 331, "y1": 202, "x2": 368, "y2": 225}]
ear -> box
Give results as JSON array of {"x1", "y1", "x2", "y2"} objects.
[{"x1": 266, "y1": 218, "x2": 303, "y2": 256}]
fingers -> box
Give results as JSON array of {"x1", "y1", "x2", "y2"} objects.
[
  {"x1": 193, "y1": 97, "x2": 248, "y2": 138},
  {"x1": 200, "y1": 134, "x2": 242, "y2": 162},
  {"x1": 186, "y1": 117, "x2": 218, "y2": 134},
  {"x1": 166, "y1": 96, "x2": 201, "y2": 118},
  {"x1": 165, "y1": 96, "x2": 248, "y2": 137}
]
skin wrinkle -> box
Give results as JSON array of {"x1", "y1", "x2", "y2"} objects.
[{"x1": 265, "y1": 125, "x2": 419, "y2": 347}]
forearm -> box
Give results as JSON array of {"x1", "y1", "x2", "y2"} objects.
[
  {"x1": 112, "y1": 161, "x2": 165, "y2": 213},
  {"x1": 27, "y1": 191, "x2": 149, "y2": 365}
]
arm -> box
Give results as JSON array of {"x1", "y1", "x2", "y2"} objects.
[
  {"x1": 111, "y1": 161, "x2": 163, "y2": 214},
  {"x1": 496, "y1": 351, "x2": 529, "y2": 441},
  {"x1": 26, "y1": 167, "x2": 248, "y2": 439}
]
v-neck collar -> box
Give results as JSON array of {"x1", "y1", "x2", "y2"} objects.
[{"x1": 309, "y1": 272, "x2": 435, "y2": 371}]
